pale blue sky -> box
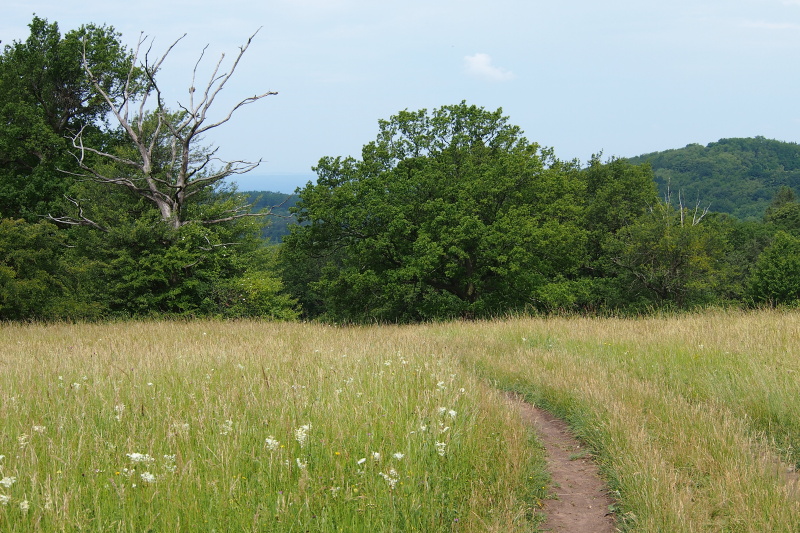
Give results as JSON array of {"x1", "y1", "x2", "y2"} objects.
[{"x1": 5, "y1": 0, "x2": 800, "y2": 193}]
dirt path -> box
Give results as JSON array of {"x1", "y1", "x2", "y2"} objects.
[{"x1": 507, "y1": 395, "x2": 617, "y2": 533}]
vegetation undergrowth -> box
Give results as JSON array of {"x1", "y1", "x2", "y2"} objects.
[{"x1": 0, "y1": 320, "x2": 545, "y2": 532}]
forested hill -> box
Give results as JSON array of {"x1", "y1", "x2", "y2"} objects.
[
  {"x1": 628, "y1": 137, "x2": 800, "y2": 220},
  {"x1": 241, "y1": 191, "x2": 298, "y2": 242}
]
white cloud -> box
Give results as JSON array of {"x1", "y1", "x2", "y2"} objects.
[{"x1": 463, "y1": 53, "x2": 516, "y2": 82}]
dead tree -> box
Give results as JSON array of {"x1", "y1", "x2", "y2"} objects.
[{"x1": 64, "y1": 30, "x2": 277, "y2": 230}]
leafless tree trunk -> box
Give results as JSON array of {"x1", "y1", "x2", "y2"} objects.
[{"x1": 65, "y1": 30, "x2": 277, "y2": 230}]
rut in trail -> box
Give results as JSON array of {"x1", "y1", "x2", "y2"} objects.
[{"x1": 507, "y1": 395, "x2": 617, "y2": 533}]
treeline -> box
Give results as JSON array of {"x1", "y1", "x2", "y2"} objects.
[
  {"x1": 276, "y1": 104, "x2": 800, "y2": 322},
  {"x1": 1, "y1": 18, "x2": 799, "y2": 323}
]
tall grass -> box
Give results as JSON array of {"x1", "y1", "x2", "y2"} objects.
[
  {"x1": 0, "y1": 320, "x2": 544, "y2": 531},
  {"x1": 3, "y1": 309, "x2": 799, "y2": 531},
  {"x1": 437, "y1": 309, "x2": 800, "y2": 532}
]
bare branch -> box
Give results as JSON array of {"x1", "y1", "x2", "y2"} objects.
[
  {"x1": 69, "y1": 29, "x2": 276, "y2": 231},
  {"x1": 45, "y1": 196, "x2": 109, "y2": 232},
  {"x1": 691, "y1": 198, "x2": 710, "y2": 226}
]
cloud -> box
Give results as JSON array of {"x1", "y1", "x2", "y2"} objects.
[{"x1": 463, "y1": 53, "x2": 516, "y2": 82}]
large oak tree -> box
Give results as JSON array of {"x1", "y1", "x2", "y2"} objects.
[{"x1": 280, "y1": 102, "x2": 587, "y2": 322}]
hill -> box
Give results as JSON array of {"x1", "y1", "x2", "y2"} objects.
[
  {"x1": 241, "y1": 191, "x2": 299, "y2": 242},
  {"x1": 627, "y1": 137, "x2": 800, "y2": 220}
]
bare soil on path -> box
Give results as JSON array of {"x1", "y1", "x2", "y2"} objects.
[{"x1": 507, "y1": 395, "x2": 617, "y2": 533}]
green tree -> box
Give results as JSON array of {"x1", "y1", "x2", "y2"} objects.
[
  {"x1": 0, "y1": 17, "x2": 293, "y2": 321},
  {"x1": 748, "y1": 231, "x2": 800, "y2": 306},
  {"x1": 280, "y1": 103, "x2": 587, "y2": 322},
  {"x1": 0, "y1": 218, "x2": 65, "y2": 320},
  {"x1": 602, "y1": 202, "x2": 728, "y2": 309},
  {"x1": 0, "y1": 16, "x2": 135, "y2": 221},
  {"x1": 764, "y1": 186, "x2": 800, "y2": 236}
]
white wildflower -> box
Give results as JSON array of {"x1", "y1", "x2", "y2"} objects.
[
  {"x1": 357, "y1": 457, "x2": 367, "y2": 465},
  {"x1": 371, "y1": 451, "x2": 381, "y2": 462},
  {"x1": 435, "y1": 441, "x2": 447, "y2": 457},
  {"x1": 140, "y1": 472, "x2": 156, "y2": 483},
  {"x1": 163, "y1": 455, "x2": 177, "y2": 473},
  {"x1": 265, "y1": 436, "x2": 280, "y2": 451},
  {"x1": 379, "y1": 468, "x2": 399, "y2": 490},
  {"x1": 220, "y1": 419, "x2": 233, "y2": 436},
  {"x1": 419, "y1": 424, "x2": 427, "y2": 432},
  {"x1": 19, "y1": 500, "x2": 29, "y2": 513},
  {"x1": 393, "y1": 452, "x2": 405, "y2": 460},
  {"x1": 0, "y1": 495, "x2": 9, "y2": 506},
  {"x1": 448, "y1": 409, "x2": 457, "y2": 419},
  {"x1": 296, "y1": 458, "x2": 307, "y2": 470},
  {"x1": 0, "y1": 476, "x2": 16, "y2": 488},
  {"x1": 436, "y1": 381, "x2": 446, "y2": 391},
  {"x1": 32, "y1": 425, "x2": 46, "y2": 433},
  {"x1": 17, "y1": 434, "x2": 29, "y2": 449},
  {"x1": 294, "y1": 424, "x2": 312, "y2": 447},
  {"x1": 126, "y1": 453, "x2": 155, "y2": 464},
  {"x1": 114, "y1": 404, "x2": 125, "y2": 421},
  {"x1": 437, "y1": 407, "x2": 447, "y2": 415}
]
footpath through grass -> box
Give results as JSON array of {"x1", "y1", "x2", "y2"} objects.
[
  {"x1": 437, "y1": 309, "x2": 800, "y2": 532},
  {"x1": 0, "y1": 320, "x2": 545, "y2": 532}
]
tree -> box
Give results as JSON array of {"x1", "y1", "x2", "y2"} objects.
[
  {"x1": 602, "y1": 202, "x2": 728, "y2": 309},
  {"x1": 0, "y1": 16, "x2": 135, "y2": 221},
  {"x1": 0, "y1": 17, "x2": 294, "y2": 320},
  {"x1": 748, "y1": 231, "x2": 800, "y2": 306},
  {"x1": 0, "y1": 218, "x2": 65, "y2": 320},
  {"x1": 280, "y1": 102, "x2": 587, "y2": 322},
  {"x1": 59, "y1": 29, "x2": 277, "y2": 231},
  {"x1": 764, "y1": 186, "x2": 800, "y2": 236}
]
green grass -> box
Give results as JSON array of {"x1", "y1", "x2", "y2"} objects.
[
  {"x1": 436, "y1": 309, "x2": 800, "y2": 532},
  {"x1": 2, "y1": 309, "x2": 799, "y2": 531},
  {"x1": 0, "y1": 320, "x2": 544, "y2": 532}
]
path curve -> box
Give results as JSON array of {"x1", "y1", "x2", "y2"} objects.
[{"x1": 507, "y1": 394, "x2": 617, "y2": 533}]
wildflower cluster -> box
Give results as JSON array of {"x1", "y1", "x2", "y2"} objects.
[{"x1": 294, "y1": 424, "x2": 312, "y2": 447}]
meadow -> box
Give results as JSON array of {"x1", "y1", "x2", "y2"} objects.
[{"x1": 0, "y1": 309, "x2": 798, "y2": 531}]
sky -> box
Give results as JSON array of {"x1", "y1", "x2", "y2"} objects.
[{"x1": 4, "y1": 0, "x2": 800, "y2": 193}]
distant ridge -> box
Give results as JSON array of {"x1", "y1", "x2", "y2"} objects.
[{"x1": 627, "y1": 137, "x2": 800, "y2": 220}]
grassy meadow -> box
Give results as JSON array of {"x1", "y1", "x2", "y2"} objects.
[
  {"x1": 0, "y1": 309, "x2": 799, "y2": 531},
  {"x1": 0, "y1": 321, "x2": 545, "y2": 532}
]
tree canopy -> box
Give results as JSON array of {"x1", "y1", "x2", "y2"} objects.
[
  {"x1": 0, "y1": 16, "x2": 296, "y2": 321},
  {"x1": 281, "y1": 103, "x2": 589, "y2": 321},
  {"x1": 3, "y1": 17, "x2": 799, "y2": 323}
]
